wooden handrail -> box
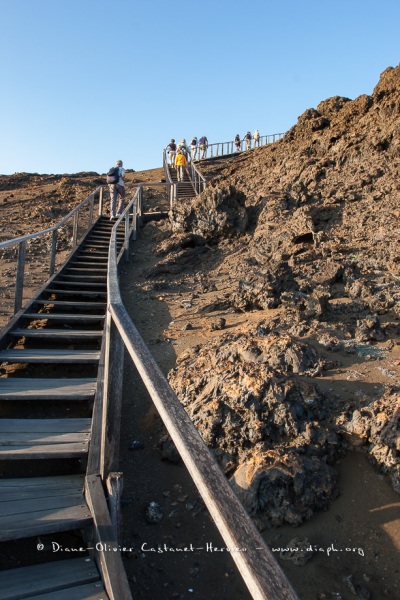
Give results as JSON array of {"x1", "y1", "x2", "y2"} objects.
[
  {"x1": 103, "y1": 211, "x2": 299, "y2": 600},
  {"x1": 0, "y1": 188, "x2": 103, "y2": 323}
]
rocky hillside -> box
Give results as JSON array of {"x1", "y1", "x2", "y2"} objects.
[
  {"x1": 156, "y1": 65, "x2": 400, "y2": 530},
  {"x1": 1, "y1": 66, "x2": 399, "y2": 535}
]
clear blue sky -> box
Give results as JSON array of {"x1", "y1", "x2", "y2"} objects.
[{"x1": 1, "y1": 0, "x2": 399, "y2": 175}]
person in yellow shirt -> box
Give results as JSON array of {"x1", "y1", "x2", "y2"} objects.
[{"x1": 175, "y1": 149, "x2": 188, "y2": 182}]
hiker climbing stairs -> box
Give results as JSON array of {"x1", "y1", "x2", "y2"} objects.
[{"x1": 167, "y1": 163, "x2": 197, "y2": 200}]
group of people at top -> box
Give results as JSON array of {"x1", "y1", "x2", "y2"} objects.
[
  {"x1": 166, "y1": 130, "x2": 262, "y2": 182},
  {"x1": 166, "y1": 136, "x2": 208, "y2": 181},
  {"x1": 236, "y1": 130, "x2": 260, "y2": 151}
]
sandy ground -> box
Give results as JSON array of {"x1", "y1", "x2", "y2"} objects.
[{"x1": 117, "y1": 212, "x2": 400, "y2": 600}]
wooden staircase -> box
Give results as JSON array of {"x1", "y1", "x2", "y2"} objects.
[
  {"x1": 168, "y1": 165, "x2": 197, "y2": 200},
  {"x1": 0, "y1": 216, "x2": 129, "y2": 599}
]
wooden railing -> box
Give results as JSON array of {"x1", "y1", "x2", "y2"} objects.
[
  {"x1": 205, "y1": 133, "x2": 285, "y2": 159},
  {"x1": 101, "y1": 192, "x2": 299, "y2": 600},
  {"x1": 0, "y1": 187, "x2": 105, "y2": 324}
]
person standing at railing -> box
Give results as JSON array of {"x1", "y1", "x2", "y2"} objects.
[
  {"x1": 190, "y1": 136, "x2": 198, "y2": 161},
  {"x1": 198, "y1": 135, "x2": 208, "y2": 159},
  {"x1": 244, "y1": 131, "x2": 252, "y2": 150},
  {"x1": 175, "y1": 149, "x2": 188, "y2": 182},
  {"x1": 234, "y1": 134, "x2": 241, "y2": 152},
  {"x1": 108, "y1": 160, "x2": 125, "y2": 219},
  {"x1": 166, "y1": 139, "x2": 177, "y2": 167},
  {"x1": 253, "y1": 129, "x2": 260, "y2": 147}
]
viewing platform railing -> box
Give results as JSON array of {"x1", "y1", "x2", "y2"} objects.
[{"x1": 197, "y1": 132, "x2": 285, "y2": 160}]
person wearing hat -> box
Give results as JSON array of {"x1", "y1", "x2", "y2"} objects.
[
  {"x1": 109, "y1": 159, "x2": 125, "y2": 219},
  {"x1": 190, "y1": 136, "x2": 198, "y2": 161},
  {"x1": 177, "y1": 139, "x2": 190, "y2": 160},
  {"x1": 174, "y1": 149, "x2": 188, "y2": 182},
  {"x1": 166, "y1": 139, "x2": 177, "y2": 167}
]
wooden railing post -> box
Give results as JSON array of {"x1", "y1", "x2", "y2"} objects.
[
  {"x1": 99, "y1": 186, "x2": 104, "y2": 215},
  {"x1": 14, "y1": 240, "x2": 26, "y2": 314},
  {"x1": 101, "y1": 310, "x2": 125, "y2": 480},
  {"x1": 124, "y1": 215, "x2": 129, "y2": 262},
  {"x1": 72, "y1": 210, "x2": 79, "y2": 248},
  {"x1": 138, "y1": 185, "x2": 143, "y2": 227},
  {"x1": 49, "y1": 229, "x2": 58, "y2": 276},
  {"x1": 88, "y1": 194, "x2": 94, "y2": 229},
  {"x1": 131, "y1": 197, "x2": 137, "y2": 241}
]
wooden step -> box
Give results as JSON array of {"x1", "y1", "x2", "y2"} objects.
[
  {"x1": 44, "y1": 289, "x2": 107, "y2": 298},
  {"x1": 34, "y1": 300, "x2": 106, "y2": 309},
  {"x1": 23, "y1": 582, "x2": 109, "y2": 600},
  {"x1": 10, "y1": 328, "x2": 103, "y2": 340},
  {"x1": 0, "y1": 418, "x2": 91, "y2": 459},
  {"x1": 0, "y1": 474, "x2": 92, "y2": 541},
  {"x1": 66, "y1": 267, "x2": 108, "y2": 273},
  {"x1": 58, "y1": 275, "x2": 107, "y2": 282},
  {"x1": 0, "y1": 349, "x2": 100, "y2": 364},
  {"x1": 0, "y1": 557, "x2": 106, "y2": 600},
  {"x1": 22, "y1": 313, "x2": 104, "y2": 322},
  {"x1": 87, "y1": 233, "x2": 124, "y2": 240},
  {"x1": 69, "y1": 260, "x2": 108, "y2": 266},
  {"x1": 0, "y1": 378, "x2": 96, "y2": 400},
  {"x1": 49, "y1": 281, "x2": 107, "y2": 289},
  {"x1": 80, "y1": 242, "x2": 110, "y2": 248}
]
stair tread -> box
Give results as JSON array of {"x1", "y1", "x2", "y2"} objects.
[
  {"x1": 0, "y1": 557, "x2": 103, "y2": 600},
  {"x1": 0, "y1": 349, "x2": 100, "y2": 363},
  {"x1": 0, "y1": 474, "x2": 91, "y2": 541},
  {"x1": 0, "y1": 378, "x2": 96, "y2": 400},
  {"x1": 10, "y1": 328, "x2": 102, "y2": 338}
]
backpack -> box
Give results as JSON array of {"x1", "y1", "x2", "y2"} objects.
[{"x1": 106, "y1": 166, "x2": 120, "y2": 184}]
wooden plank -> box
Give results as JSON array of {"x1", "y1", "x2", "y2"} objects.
[
  {"x1": 44, "y1": 289, "x2": 107, "y2": 297},
  {"x1": 0, "y1": 493, "x2": 86, "y2": 517},
  {"x1": 85, "y1": 475, "x2": 132, "y2": 600},
  {"x1": 0, "y1": 442, "x2": 88, "y2": 459},
  {"x1": 0, "y1": 505, "x2": 91, "y2": 540},
  {"x1": 69, "y1": 262, "x2": 108, "y2": 267},
  {"x1": 0, "y1": 557, "x2": 101, "y2": 600},
  {"x1": 0, "y1": 418, "x2": 90, "y2": 433},
  {"x1": 66, "y1": 268, "x2": 108, "y2": 273},
  {"x1": 0, "y1": 349, "x2": 100, "y2": 363},
  {"x1": 0, "y1": 474, "x2": 85, "y2": 489},
  {"x1": 0, "y1": 498, "x2": 92, "y2": 540},
  {"x1": 34, "y1": 300, "x2": 107, "y2": 307},
  {"x1": 101, "y1": 313, "x2": 124, "y2": 478},
  {"x1": 22, "y1": 313, "x2": 104, "y2": 321},
  {"x1": 0, "y1": 420, "x2": 90, "y2": 457},
  {"x1": 0, "y1": 378, "x2": 96, "y2": 400},
  {"x1": 87, "y1": 339, "x2": 106, "y2": 476},
  {"x1": 10, "y1": 329, "x2": 103, "y2": 339},
  {"x1": 58, "y1": 276, "x2": 108, "y2": 282},
  {"x1": 46, "y1": 282, "x2": 107, "y2": 288},
  {"x1": 0, "y1": 475, "x2": 83, "y2": 502},
  {"x1": 23, "y1": 582, "x2": 109, "y2": 600}
]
